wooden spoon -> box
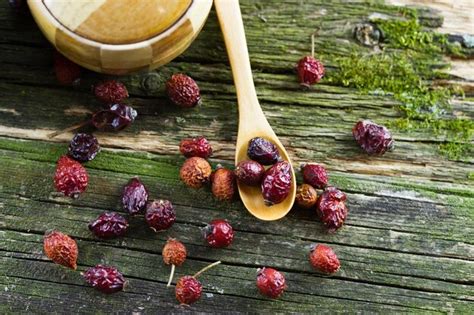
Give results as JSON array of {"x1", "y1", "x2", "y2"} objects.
[{"x1": 215, "y1": 0, "x2": 296, "y2": 221}]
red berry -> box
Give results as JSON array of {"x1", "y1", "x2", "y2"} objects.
[
  {"x1": 211, "y1": 166, "x2": 236, "y2": 201},
  {"x1": 166, "y1": 73, "x2": 201, "y2": 108},
  {"x1": 68, "y1": 133, "x2": 100, "y2": 162},
  {"x1": 145, "y1": 200, "x2": 176, "y2": 232},
  {"x1": 352, "y1": 120, "x2": 394, "y2": 155},
  {"x1": 43, "y1": 230, "x2": 78, "y2": 270},
  {"x1": 301, "y1": 163, "x2": 328, "y2": 189},
  {"x1": 247, "y1": 137, "x2": 280, "y2": 165},
  {"x1": 316, "y1": 187, "x2": 348, "y2": 232},
  {"x1": 234, "y1": 160, "x2": 265, "y2": 186},
  {"x1": 121, "y1": 178, "x2": 149, "y2": 215},
  {"x1": 88, "y1": 212, "x2": 128, "y2": 239},
  {"x1": 203, "y1": 219, "x2": 234, "y2": 248},
  {"x1": 180, "y1": 157, "x2": 212, "y2": 189},
  {"x1": 256, "y1": 267, "x2": 286, "y2": 299},
  {"x1": 175, "y1": 276, "x2": 202, "y2": 305},
  {"x1": 83, "y1": 265, "x2": 126, "y2": 294},
  {"x1": 53, "y1": 52, "x2": 81, "y2": 86},
  {"x1": 54, "y1": 155, "x2": 88, "y2": 198},
  {"x1": 179, "y1": 136, "x2": 212, "y2": 159},
  {"x1": 297, "y1": 56, "x2": 325, "y2": 87},
  {"x1": 94, "y1": 80, "x2": 129, "y2": 104},
  {"x1": 91, "y1": 103, "x2": 137, "y2": 132},
  {"x1": 309, "y1": 244, "x2": 340, "y2": 274},
  {"x1": 261, "y1": 161, "x2": 292, "y2": 206}
]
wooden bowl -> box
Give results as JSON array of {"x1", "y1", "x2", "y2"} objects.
[{"x1": 28, "y1": 0, "x2": 213, "y2": 75}]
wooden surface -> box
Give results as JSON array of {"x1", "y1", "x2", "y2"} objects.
[{"x1": 1, "y1": 0, "x2": 473, "y2": 313}]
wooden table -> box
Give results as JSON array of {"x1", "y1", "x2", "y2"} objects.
[{"x1": 1, "y1": 1, "x2": 473, "y2": 313}]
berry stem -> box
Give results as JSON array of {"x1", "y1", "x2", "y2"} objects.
[
  {"x1": 48, "y1": 120, "x2": 90, "y2": 138},
  {"x1": 193, "y1": 261, "x2": 221, "y2": 278},
  {"x1": 167, "y1": 264, "x2": 176, "y2": 287},
  {"x1": 311, "y1": 27, "x2": 320, "y2": 58}
]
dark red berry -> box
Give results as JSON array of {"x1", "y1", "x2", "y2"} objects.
[
  {"x1": 166, "y1": 73, "x2": 201, "y2": 108},
  {"x1": 247, "y1": 137, "x2": 280, "y2": 165},
  {"x1": 175, "y1": 276, "x2": 202, "y2": 305},
  {"x1": 83, "y1": 265, "x2": 126, "y2": 294},
  {"x1": 94, "y1": 80, "x2": 129, "y2": 104},
  {"x1": 8, "y1": 0, "x2": 27, "y2": 13},
  {"x1": 43, "y1": 230, "x2": 78, "y2": 270},
  {"x1": 91, "y1": 103, "x2": 137, "y2": 132},
  {"x1": 309, "y1": 244, "x2": 340, "y2": 274},
  {"x1": 211, "y1": 166, "x2": 236, "y2": 201},
  {"x1": 316, "y1": 187, "x2": 348, "y2": 232},
  {"x1": 146, "y1": 200, "x2": 176, "y2": 232},
  {"x1": 352, "y1": 120, "x2": 394, "y2": 155},
  {"x1": 297, "y1": 56, "x2": 325, "y2": 87},
  {"x1": 54, "y1": 52, "x2": 81, "y2": 86},
  {"x1": 234, "y1": 160, "x2": 265, "y2": 186},
  {"x1": 203, "y1": 219, "x2": 234, "y2": 248},
  {"x1": 256, "y1": 267, "x2": 286, "y2": 299},
  {"x1": 88, "y1": 212, "x2": 128, "y2": 239},
  {"x1": 179, "y1": 136, "x2": 212, "y2": 159},
  {"x1": 261, "y1": 161, "x2": 292, "y2": 206},
  {"x1": 121, "y1": 178, "x2": 148, "y2": 215},
  {"x1": 68, "y1": 133, "x2": 100, "y2": 162},
  {"x1": 301, "y1": 163, "x2": 328, "y2": 189},
  {"x1": 54, "y1": 155, "x2": 88, "y2": 198}
]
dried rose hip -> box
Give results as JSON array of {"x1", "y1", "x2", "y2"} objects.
[
  {"x1": 296, "y1": 184, "x2": 318, "y2": 209},
  {"x1": 166, "y1": 73, "x2": 201, "y2": 108},
  {"x1": 234, "y1": 160, "x2": 265, "y2": 186},
  {"x1": 316, "y1": 187, "x2": 348, "y2": 232},
  {"x1": 54, "y1": 52, "x2": 81, "y2": 86},
  {"x1": 162, "y1": 238, "x2": 187, "y2": 286},
  {"x1": 68, "y1": 133, "x2": 100, "y2": 162},
  {"x1": 297, "y1": 56, "x2": 325, "y2": 88},
  {"x1": 43, "y1": 230, "x2": 78, "y2": 270},
  {"x1": 94, "y1": 80, "x2": 129, "y2": 104},
  {"x1": 247, "y1": 137, "x2": 280, "y2": 165},
  {"x1": 301, "y1": 163, "x2": 328, "y2": 189},
  {"x1": 261, "y1": 161, "x2": 292, "y2": 206},
  {"x1": 179, "y1": 136, "x2": 212, "y2": 159},
  {"x1": 91, "y1": 103, "x2": 137, "y2": 132},
  {"x1": 203, "y1": 219, "x2": 234, "y2": 248},
  {"x1": 146, "y1": 200, "x2": 176, "y2": 232},
  {"x1": 211, "y1": 166, "x2": 236, "y2": 201},
  {"x1": 175, "y1": 261, "x2": 221, "y2": 305},
  {"x1": 256, "y1": 267, "x2": 286, "y2": 299},
  {"x1": 180, "y1": 157, "x2": 212, "y2": 189},
  {"x1": 352, "y1": 120, "x2": 394, "y2": 155},
  {"x1": 309, "y1": 244, "x2": 340, "y2": 274},
  {"x1": 83, "y1": 265, "x2": 126, "y2": 294},
  {"x1": 54, "y1": 155, "x2": 88, "y2": 198},
  {"x1": 88, "y1": 212, "x2": 128, "y2": 239},
  {"x1": 121, "y1": 178, "x2": 149, "y2": 215}
]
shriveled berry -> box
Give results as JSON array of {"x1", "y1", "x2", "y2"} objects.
[
  {"x1": 88, "y1": 212, "x2": 128, "y2": 239},
  {"x1": 175, "y1": 276, "x2": 202, "y2": 305},
  {"x1": 54, "y1": 155, "x2": 88, "y2": 198},
  {"x1": 261, "y1": 161, "x2": 292, "y2": 206},
  {"x1": 316, "y1": 187, "x2": 348, "y2": 232},
  {"x1": 297, "y1": 56, "x2": 325, "y2": 87},
  {"x1": 83, "y1": 265, "x2": 126, "y2": 294},
  {"x1": 310, "y1": 244, "x2": 340, "y2": 274},
  {"x1": 163, "y1": 239, "x2": 187, "y2": 286},
  {"x1": 8, "y1": 0, "x2": 27, "y2": 13},
  {"x1": 234, "y1": 160, "x2": 265, "y2": 186},
  {"x1": 180, "y1": 157, "x2": 212, "y2": 189},
  {"x1": 94, "y1": 80, "x2": 129, "y2": 104},
  {"x1": 91, "y1": 103, "x2": 137, "y2": 132},
  {"x1": 211, "y1": 166, "x2": 236, "y2": 201},
  {"x1": 352, "y1": 120, "x2": 394, "y2": 155},
  {"x1": 54, "y1": 52, "x2": 81, "y2": 86},
  {"x1": 296, "y1": 184, "x2": 318, "y2": 209},
  {"x1": 247, "y1": 137, "x2": 280, "y2": 165},
  {"x1": 203, "y1": 219, "x2": 234, "y2": 248},
  {"x1": 43, "y1": 230, "x2": 78, "y2": 270},
  {"x1": 68, "y1": 133, "x2": 100, "y2": 162},
  {"x1": 146, "y1": 200, "x2": 176, "y2": 232},
  {"x1": 179, "y1": 136, "x2": 212, "y2": 159},
  {"x1": 301, "y1": 163, "x2": 328, "y2": 189},
  {"x1": 256, "y1": 267, "x2": 286, "y2": 299},
  {"x1": 121, "y1": 178, "x2": 148, "y2": 215},
  {"x1": 166, "y1": 73, "x2": 201, "y2": 108}
]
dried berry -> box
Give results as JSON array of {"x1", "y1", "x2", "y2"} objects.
[
  {"x1": 295, "y1": 184, "x2": 318, "y2": 209},
  {"x1": 179, "y1": 136, "x2": 212, "y2": 159},
  {"x1": 54, "y1": 155, "x2": 88, "y2": 198},
  {"x1": 94, "y1": 80, "x2": 129, "y2": 104},
  {"x1": 301, "y1": 163, "x2": 328, "y2": 189},
  {"x1": 352, "y1": 120, "x2": 394, "y2": 155},
  {"x1": 91, "y1": 103, "x2": 137, "y2": 132},
  {"x1": 163, "y1": 239, "x2": 187, "y2": 286},
  {"x1": 203, "y1": 219, "x2": 234, "y2": 248},
  {"x1": 234, "y1": 160, "x2": 265, "y2": 186},
  {"x1": 166, "y1": 73, "x2": 201, "y2": 108},
  {"x1": 8, "y1": 0, "x2": 27, "y2": 13},
  {"x1": 247, "y1": 137, "x2": 280, "y2": 165},
  {"x1": 211, "y1": 166, "x2": 236, "y2": 201},
  {"x1": 175, "y1": 261, "x2": 221, "y2": 305},
  {"x1": 297, "y1": 56, "x2": 325, "y2": 87},
  {"x1": 256, "y1": 267, "x2": 286, "y2": 299},
  {"x1": 68, "y1": 133, "x2": 100, "y2": 162},
  {"x1": 309, "y1": 244, "x2": 340, "y2": 274},
  {"x1": 316, "y1": 187, "x2": 348, "y2": 232},
  {"x1": 145, "y1": 200, "x2": 176, "y2": 232},
  {"x1": 261, "y1": 161, "x2": 292, "y2": 206},
  {"x1": 180, "y1": 157, "x2": 212, "y2": 189},
  {"x1": 121, "y1": 178, "x2": 148, "y2": 215},
  {"x1": 54, "y1": 52, "x2": 81, "y2": 86},
  {"x1": 43, "y1": 230, "x2": 78, "y2": 270},
  {"x1": 88, "y1": 212, "x2": 128, "y2": 239},
  {"x1": 83, "y1": 265, "x2": 126, "y2": 294}
]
